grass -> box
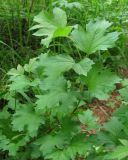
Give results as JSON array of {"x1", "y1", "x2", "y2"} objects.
[{"x1": 0, "y1": 0, "x2": 46, "y2": 88}]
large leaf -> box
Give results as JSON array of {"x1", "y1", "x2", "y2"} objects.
[
  {"x1": 30, "y1": 7, "x2": 72, "y2": 47},
  {"x1": 83, "y1": 64, "x2": 121, "y2": 100},
  {"x1": 71, "y1": 19, "x2": 119, "y2": 54},
  {"x1": 38, "y1": 53, "x2": 94, "y2": 77}
]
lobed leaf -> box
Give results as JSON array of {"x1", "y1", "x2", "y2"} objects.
[
  {"x1": 71, "y1": 19, "x2": 120, "y2": 54},
  {"x1": 31, "y1": 7, "x2": 72, "y2": 47}
]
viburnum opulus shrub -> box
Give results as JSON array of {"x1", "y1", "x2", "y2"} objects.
[{"x1": 1, "y1": 7, "x2": 128, "y2": 160}]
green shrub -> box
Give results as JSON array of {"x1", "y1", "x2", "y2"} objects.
[{"x1": 1, "y1": 6, "x2": 128, "y2": 160}]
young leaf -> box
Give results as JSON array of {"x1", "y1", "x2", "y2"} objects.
[{"x1": 71, "y1": 19, "x2": 119, "y2": 54}]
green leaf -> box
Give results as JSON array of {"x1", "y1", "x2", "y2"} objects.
[
  {"x1": 39, "y1": 53, "x2": 93, "y2": 77},
  {"x1": 12, "y1": 104, "x2": 44, "y2": 137},
  {"x1": 8, "y1": 75, "x2": 31, "y2": 91},
  {"x1": 34, "y1": 134, "x2": 65, "y2": 157},
  {"x1": 59, "y1": 117, "x2": 80, "y2": 138},
  {"x1": 53, "y1": 26, "x2": 72, "y2": 37},
  {"x1": 36, "y1": 77, "x2": 73, "y2": 113},
  {"x1": 74, "y1": 58, "x2": 94, "y2": 76},
  {"x1": 8, "y1": 64, "x2": 24, "y2": 77},
  {"x1": 119, "y1": 87, "x2": 128, "y2": 102},
  {"x1": 39, "y1": 53, "x2": 75, "y2": 77},
  {"x1": 24, "y1": 58, "x2": 38, "y2": 73},
  {"x1": 36, "y1": 91, "x2": 66, "y2": 111},
  {"x1": 71, "y1": 19, "x2": 119, "y2": 54},
  {"x1": 45, "y1": 134, "x2": 91, "y2": 160},
  {"x1": 0, "y1": 109, "x2": 10, "y2": 120},
  {"x1": 103, "y1": 117, "x2": 124, "y2": 136},
  {"x1": 31, "y1": 145, "x2": 41, "y2": 159},
  {"x1": 39, "y1": 76, "x2": 67, "y2": 91},
  {"x1": 0, "y1": 109, "x2": 11, "y2": 133},
  {"x1": 119, "y1": 139, "x2": 128, "y2": 146},
  {"x1": 0, "y1": 133, "x2": 10, "y2": 150},
  {"x1": 0, "y1": 131, "x2": 29, "y2": 156},
  {"x1": 44, "y1": 55, "x2": 75, "y2": 77},
  {"x1": 65, "y1": 134, "x2": 91, "y2": 159},
  {"x1": 36, "y1": 90, "x2": 77, "y2": 114},
  {"x1": 52, "y1": 7, "x2": 67, "y2": 27},
  {"x1": 113, "y1": 105, "x2": 128, "y2": 118},
  {"x1": 50, "y1": 91, "x2": 78, "y2": 118},
  {"x1": 83, "y1": 64, "x2": 121, "y2": 100},
  {"x1": 78, "y1": 109, "x2": 99, "y2": 130},
  {"x1": 46, "y1": 150, "x2": 69, "y2": 160},
  {"x1": 105, "y1": 146, "x2": 128, "y2": 160},
  {"x1": 31, "y1": 7, "x2": 72, "y2": 47}
]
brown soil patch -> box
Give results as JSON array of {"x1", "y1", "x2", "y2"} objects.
[
  {"x1": 80, "y1": 91, "x2": 122, "y2": 136},
  {"x1": 91, "y1": 91, "x2": 121, "y2": 124}
]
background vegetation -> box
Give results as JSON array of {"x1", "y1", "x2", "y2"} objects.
[{"x1": 1, "y1": 0, "x2": 128, "y2": 82}]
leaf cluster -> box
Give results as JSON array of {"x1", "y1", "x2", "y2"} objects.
[{"x1": 1, "y1": 6, "x2": 128, "y2": 160}]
